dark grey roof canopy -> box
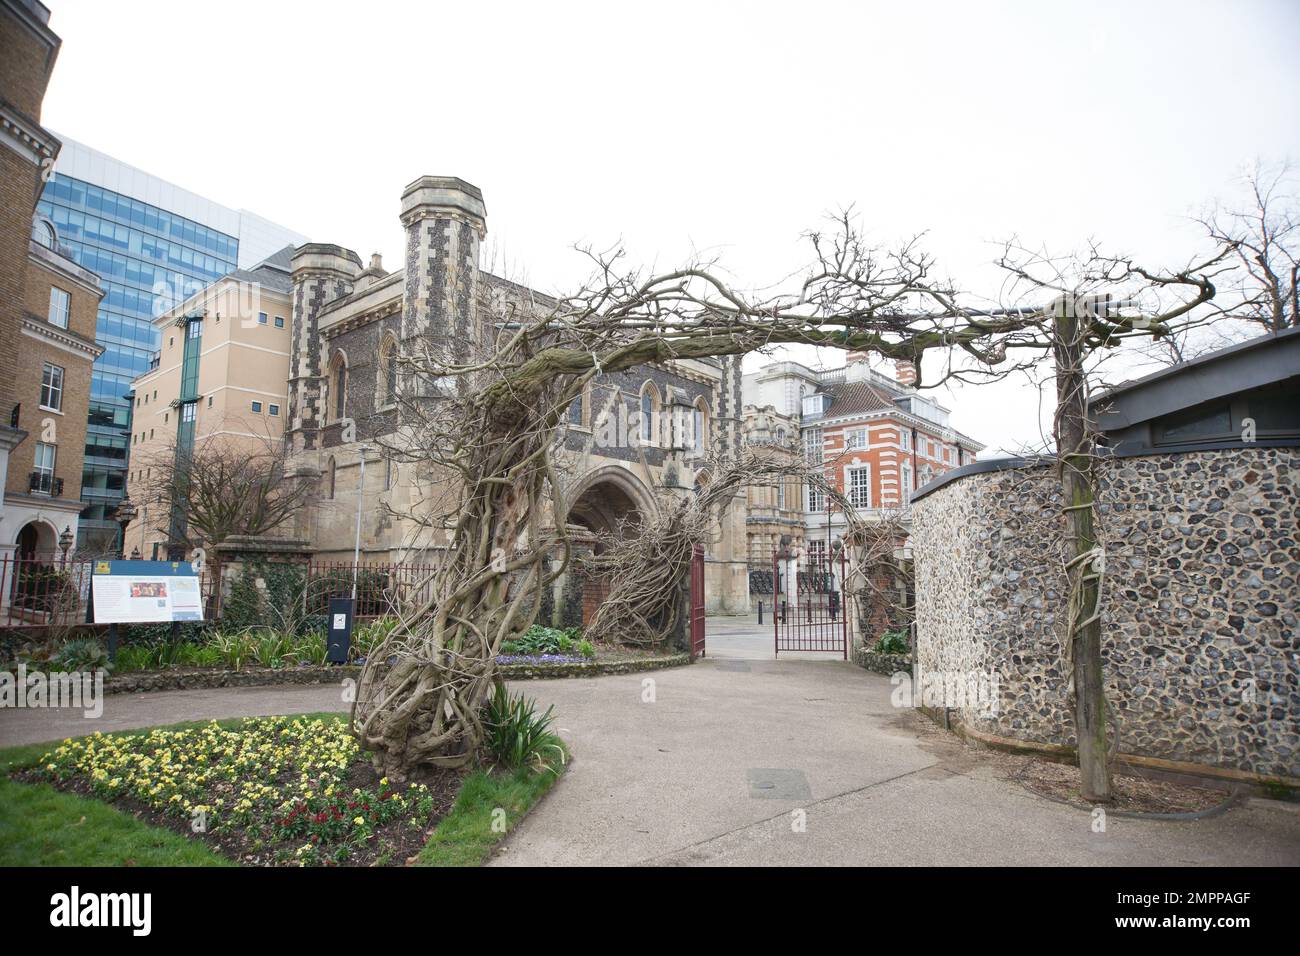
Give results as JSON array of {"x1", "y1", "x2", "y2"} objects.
[{"x1": 1089, "y1": 326, "x2": 1300, "y2": 431}]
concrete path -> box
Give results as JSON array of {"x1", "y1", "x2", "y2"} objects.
[{"x1": 2, "y1": 661, "x2": 1295, "y2": 866}]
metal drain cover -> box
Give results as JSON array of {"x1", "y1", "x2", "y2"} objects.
[{"x1": 746, "y1": 768, "x2": 811, "y2": 800}]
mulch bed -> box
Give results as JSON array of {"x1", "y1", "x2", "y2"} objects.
[
  {"x1": 12, "y1": 761, "x2": 466, "y2": 867},
  {"x1": 1006, "y1": 757, "x2": 1232, "y2": 815}
]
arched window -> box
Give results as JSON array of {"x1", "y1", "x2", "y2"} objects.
[
  {"x1": 329, "y1": 353, "x2": 347, "y2": 422},
  {"x1": 324, "y1": 456, "x2": 336, "y2": 499},
  {"x1": 566, "y1": 384, "x2": 587, "y2": 427},
  {"x1": 639, "y1": 382, "x2": 660, "y2": 446},
  {"x1": 378, "y1": 335, "x2": 398, "y2": 407},
  {"x1": 692, "y1": 397, "x2": 710, "y2": 451},
  {"x1": 32, "y1": 217, "x2": 56, "y2": 249}
]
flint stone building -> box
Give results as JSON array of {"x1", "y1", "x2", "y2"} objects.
[{"x1": 281, "y1": 176, "x2": 749, "y2": 614}]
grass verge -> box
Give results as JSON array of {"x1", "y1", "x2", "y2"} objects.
[{"x1": 417, "y1": 744, "x2": 569, "y2": 867}]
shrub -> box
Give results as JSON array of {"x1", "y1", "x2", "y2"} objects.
[
  {"x1": 213, "y1": 631, "x2": 255, "y2": 671},
  {"x1": 51, "y1": 638, "x2": 110, "y2": 672},
  {"x1": 482, "y1": 685, "x2": 564, "y2": 772},
  {"x1": 288, "y1": 631, "x2": 329, "y2": 666},
  {"x1": 576, "y1": 639, "x2": 595, "y2": 660},
  {"x1": 501, "y1": 625, "x2": 583, "y2": 657},
  {"x1": 251, "y1": 630, "x2": 294, "y2": 669},
  {"x1": 875, "y1": 629, "x2": 910, "y2": 656},
  {"x1": 351, "y1": 617, "x2": 399, "y2": 661}
]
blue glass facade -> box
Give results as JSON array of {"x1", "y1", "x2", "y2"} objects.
[{"x1": 37, "y1": 175, "x2": 239, "y2": 549}]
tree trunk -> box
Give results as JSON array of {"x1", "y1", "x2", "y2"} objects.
[{"x1": 1053, "y1": 309, "x2": 1112, "y2": 802}]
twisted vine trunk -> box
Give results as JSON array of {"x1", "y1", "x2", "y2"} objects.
[{"x1": 348, "y1": 375, "x2": 566, "y2": 779}]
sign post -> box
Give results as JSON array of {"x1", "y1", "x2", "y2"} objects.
[{"x1": 91, "y1": 560, "x2": 204, "y2": 661}]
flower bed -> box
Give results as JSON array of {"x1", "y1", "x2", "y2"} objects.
[{"x1": 20, "y1": 716, "x2": 460, "y2": 866}]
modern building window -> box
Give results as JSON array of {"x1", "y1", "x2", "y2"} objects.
[
  {"x1": 274, "y1": 316, "x2": 285, "y2": 328},
  {"x1": 268, "y1": 404, "x2": 279, "y2": 416},
  {"x1": 33, "y1": 442, "x2": 56, "y2": 493},
  {"x1": 848, "y1": 466, "x2": 872, "y2": 508},
  {"x1": 188, "y1": 318, "x2": 203, "y2": 338},
  {"x1": 48, "y1": 287, "x2": 70, "y2": 329},
  {"x1": 251, "y1": 401, "x2": 263, "y2": 413},
  {"x1": 258, "y1": 312, "x2": 268, "y2": 325},
  {"x1": 40, "y1": 363, "x2": 64, "y2": 411},
  {"x1": 181, "y1": 403, "x2": 196, "y2": 423}
]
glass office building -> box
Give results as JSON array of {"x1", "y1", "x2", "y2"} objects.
[{"x1": 36, "y1": 137, "x2": 306, "y2": 550}]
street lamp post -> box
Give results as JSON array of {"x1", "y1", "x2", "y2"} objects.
[
  {"x1": 58, "y1": 525, "x2": 73, "y2": 569},
  {"x1": 115, "y1": 498, "x2": 137, "y2": 560}
]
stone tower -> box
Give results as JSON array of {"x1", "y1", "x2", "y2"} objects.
[
  {"x1": 287, "y1": 243, "x2": 363, "y2": 451},
  {"x1": 398, "y1": 177, "x2": 487, "y2": 378}
]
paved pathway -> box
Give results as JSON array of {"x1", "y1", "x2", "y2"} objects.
[{"x1": 2, "y1": 657, "x2": 1295, "y2": 866}]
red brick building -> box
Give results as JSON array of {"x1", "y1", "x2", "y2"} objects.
[{"x1": 743, "y1": 354, "x2": 983, "y2": 561}]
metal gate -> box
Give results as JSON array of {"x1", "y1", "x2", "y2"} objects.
[
  {"x1": 772, "y1": 548, "x2": 848, "y2": 658},
  {"x1": 689, "y1": 543, "x2": 706, "y2": 660}
]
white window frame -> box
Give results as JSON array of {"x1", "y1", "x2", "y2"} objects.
[
  {"x1": 34, "y1": 442, "x2": 56, "y2": 492},
  {"x1": 847, "y1": 465, "x2": 872, "y2": 509},
  {"x1": 803, "y1": 427, "x2": 823, "y2": 463},
  {"x1": 899, "y1": 429, "x2": 911, "y2": 451},
  {"x1": 48, "y1": 287, "x2": 70, "y2": 329},
  {"x1": 40, "y1": 362, "x2": 64, "y2": 412},
  {"x1": 807, "y1": 483, "x2": 825, "y2": 513},
  {"x1": 846, "y1": 427, "x2": 867, "y2": 450}
]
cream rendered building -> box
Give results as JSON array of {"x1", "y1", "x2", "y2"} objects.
[{"x1": 123, "y1": 247, "x2": 295, "y2": 559}]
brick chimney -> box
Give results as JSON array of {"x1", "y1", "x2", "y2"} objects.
[
  {"x1": 894, "y1": 359, "x2": 917, "y2": 386},
  {"x1": 845, "y1": 349, "x2": 870, "y2": 364}
]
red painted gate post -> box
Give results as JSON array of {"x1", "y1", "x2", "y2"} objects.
[
  {"x1": 841, "y1": 549, "x2": 848, "y2": 660},
  {"x1": 772, "y1": 548, "x2": 779, "y2": 657}
]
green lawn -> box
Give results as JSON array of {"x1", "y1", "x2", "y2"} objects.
[
  {"x1": 0, "y1": 715, "x2": 565, "y2": 867},
  {"x1": 419, "y1": 744, "x2": 569, "y2": 867}
]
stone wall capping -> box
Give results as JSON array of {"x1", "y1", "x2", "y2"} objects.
[{"x1": 912, "y1": 437, "x2": 1300, "y2": 503}]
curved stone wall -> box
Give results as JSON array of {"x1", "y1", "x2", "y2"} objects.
[{"x1": 910, "y1": 446, "x2": 1299, "y2": 780}]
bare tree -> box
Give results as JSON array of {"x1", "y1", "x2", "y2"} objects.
[
  {"x1": 1195, "y1": 160, "x2": 1298, "y2": 334},
  {"x1": 348, "y1": 217, "x2": 1223, "y2": 801},
  {"x1": 135, "y1": 432, "x2": 316, "y2": 597}
]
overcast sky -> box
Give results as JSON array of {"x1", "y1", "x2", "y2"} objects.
[{"x1": 41, "y1": 0, "x2": 1300, "y2": 455}]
